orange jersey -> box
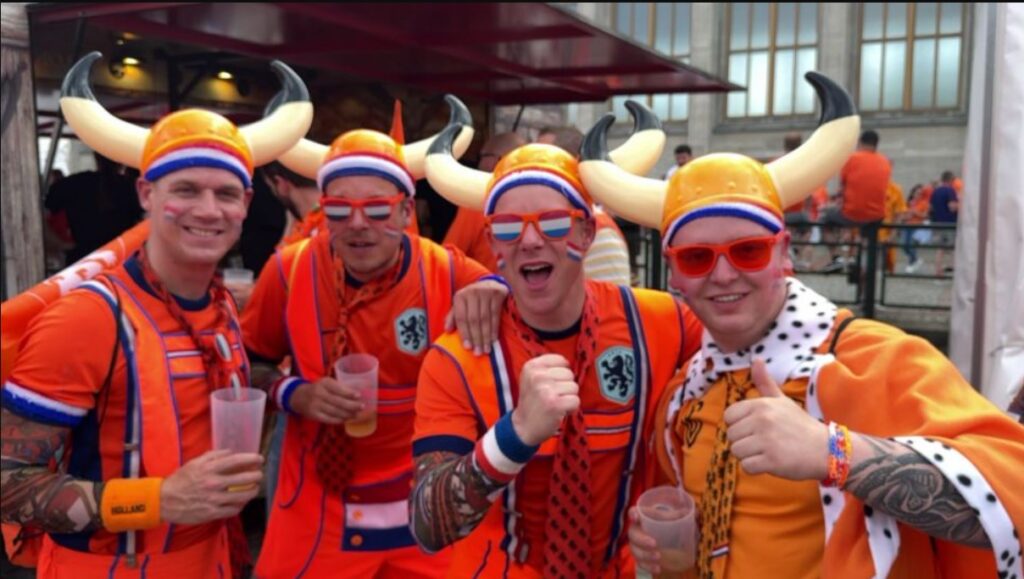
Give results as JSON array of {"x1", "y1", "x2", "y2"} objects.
[
  {"x1": 840, "y1": 150, "x2": 892, "y2": 222},
  {"x1": 243, "y1": 231, "x2": 486, "y2": 577},
  {"x1": 655, "y1": 278, "x2": 1024, "y2": 579},
  {"x1": 906, "y1": 195, "x2": 930, "y2": 224},
  {"x1": 3, "y1": 254, "x2": 247, "y2": 565},
  {"x1": 443, "y1": 207, "x2": 498, "y2": 272},
  {"x1": 413, "y1": 281, "x2": 702, "y2": 577},
  {"x1": 806, "y1": 186, "x2": 828, "y2": 221}
]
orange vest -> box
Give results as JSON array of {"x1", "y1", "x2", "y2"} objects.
[
  {"x1": 39, "y1": 271, "x2": 246, "y2": 575},
  {"x1": 428, "y1": 284, "x2": 683, "y2": 578},
  {"x1": 257, "y1": 234, "x2": 454, "y2": 577}
]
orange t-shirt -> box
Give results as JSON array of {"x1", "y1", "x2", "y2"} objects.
[
  {"x1": 839, "y1": 150, "x2": 892, "y2": 222},
  {"x1": 906, "y1": 196, "x2": 930, "y2": 224},
  {"x1": 242, "y1": 233, "x2": 489, "y2": 483},
  {"x1": 443, "y1": 208, "x2": 498, "y2": 272},
  {"x1": 5, "y1": 258, "x2": 237, "y2": 554},
  {"x1": 414, "y1": 282, "x2": 703, "y2": 574}
]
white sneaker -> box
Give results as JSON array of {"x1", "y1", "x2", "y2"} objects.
[{"x1": 905, "y1": 259, "x2": 922, "y2": 274}]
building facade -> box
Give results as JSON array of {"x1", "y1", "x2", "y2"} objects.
[{"x1": 499, "y1": 2, "x2": 972, "y2": 194}]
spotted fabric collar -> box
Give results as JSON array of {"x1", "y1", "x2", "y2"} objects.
[{"x1": 681, "y1": 277, "x2": 839, "y2": 401}]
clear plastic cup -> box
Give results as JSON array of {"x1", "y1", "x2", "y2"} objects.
[
  {"x1": 210, "y1": 387, "x2": 266, "y2": 491},
  {"x1": 334, "y1": 354, "x2": 378, "y2": 438},
  {"x1": 637, "y1": 485, "x2": 698, "y2": 573},
  {"x1": 222, "y1": 267, "x2": 255, "y2": 286}
]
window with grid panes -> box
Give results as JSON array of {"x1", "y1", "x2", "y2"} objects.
[
  {"x1": 858, "y1": 3, "x2": 966, "y2": 111},
  {"x1": 611, "y1": 3, "x2": 691, "y2": 122},
  {"x1": 726, "y1": 3, "x2": 819, "y2": 118}
]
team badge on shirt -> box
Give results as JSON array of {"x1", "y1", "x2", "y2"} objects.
[
  {"x1": 597, "y1": 346, "x2": 636, "y2": 404},
  {"x1": 395, "y1": 308, "x2": 428, "y2": 355}
]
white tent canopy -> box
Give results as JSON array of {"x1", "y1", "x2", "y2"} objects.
[{"x1": 949, "y1": 2, "x2": 1024, "y2": 411}]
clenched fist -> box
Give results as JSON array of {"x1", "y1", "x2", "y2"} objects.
[{"x1": 511, "y1": 354, "x2": 580, "y2": 446}]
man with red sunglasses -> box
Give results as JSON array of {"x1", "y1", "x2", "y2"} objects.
[
  {"x1": 582, "y1": 72, "x2": 1024, "y2": 579},
  {"x1": 240, "y1": 102, "x2": 510, "y2": 577},
  {"x1": 409, "y1": 116, "x2": 703, "y2": 577}
]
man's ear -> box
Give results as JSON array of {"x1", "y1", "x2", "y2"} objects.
[
  {"x1": 578, "y1": 215, "x2": 597, "y2": 251},
  {"x1": 243, "y1": 187, "x2": 254, "y2": 210},
  {"x1": 401, "y1": 197, "x2": 415, "y2": 227},
  {"x1": 136, "y1": 177, "x2": 154, "y2": 212}
]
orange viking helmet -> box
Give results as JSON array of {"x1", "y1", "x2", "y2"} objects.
[
  {"x1": 60, "y1": 51, "x2": 313, "y2": 188},
  {"x1": 425, "y1": 100, "x2": 666, "y2": 215},
  {"x1": 579, "y1": 72, "x2": 860, "y2": 246},
  {"x1": 275, "y1": 95, "x2": 475, "y2": 195}
]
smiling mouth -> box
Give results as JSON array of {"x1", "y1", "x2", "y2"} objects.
[
  {"x1": 184, "y1": 225, "x2": 223, "y2": 237},
  {"x1": 710, "y1": 293, "x2": 745, "y2": 303}
]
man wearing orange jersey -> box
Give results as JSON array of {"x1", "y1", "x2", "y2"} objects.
[
  {"x1": 821, "y1": 130, "x2": 892, "y2": 272},
  {"x1": 242, "y1": 99, "x2": 509, "y2": 578},
  {"x1": 0, "y1": 53, "x2": 312, "y2": 577},
  {"x1": 409, "y1": 105, "x2": 703, "y2": 578},
  {"x1": 582, "y1": 72, "x2": 1024, "y2": 579}
]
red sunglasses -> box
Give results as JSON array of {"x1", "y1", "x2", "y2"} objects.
[
  {"x1": 321, "y1": 194, "x2": 406, "y2": 222},
  {"x1": 664, "y1": 232, "x2": 785, "y2": 277}
]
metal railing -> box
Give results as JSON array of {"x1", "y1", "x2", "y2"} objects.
[{"x1": 627, "y1": 220, "x2": 957, "y2": 320}]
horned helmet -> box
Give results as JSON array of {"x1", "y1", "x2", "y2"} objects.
[
  {"x1": 579, "y1": 72, "x2": 860, "y2": 247},
  {"x1": 423, "y1": 100, "x2": 666, "y2": 216},
  {"x1": 272, "y1": 95, "x2": 475, "y2": 195},
  {"x1": 60, "y1": 51, "x2": 313, "y2": 188}
]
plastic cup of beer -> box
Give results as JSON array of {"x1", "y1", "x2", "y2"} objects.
[
  {"x1": 222, "y1": 267, "x2": 254, "y2": 288},
  {"x1": 637, "y1": 485, "x2": 698, "y2": 574},
  {"x1": 334, "y1": 353, "x2": 378, "y2": 438},
  {"x1": 210, "y1": 387, "x2": 266, "y2": 491}
]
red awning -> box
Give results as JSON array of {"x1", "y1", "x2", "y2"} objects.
[{"x1": 31, "y1": 2, "x2": 738, "y2": 105}]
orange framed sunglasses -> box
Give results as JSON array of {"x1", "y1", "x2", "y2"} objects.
[
  {"x1": 664, "y1": 232, "x2": 785, "y2": 277},
  {"x1": 321, "y1": 193, "x2": 406, "y2": 222}
]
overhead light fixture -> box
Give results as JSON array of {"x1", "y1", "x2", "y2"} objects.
[
  {"x1": 216, "y1": 70, "x2": 233, "y2": 80},
  {"x1": 121, "y1": 56, "x2": 141, "y2": 66}
]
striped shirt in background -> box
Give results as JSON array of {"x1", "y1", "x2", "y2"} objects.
[{"x1": 584, "y1": 226, "x2": 632, "y2": 286}]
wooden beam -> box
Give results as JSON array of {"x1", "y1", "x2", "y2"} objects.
[{"x1": 1, "y1": 3, "x2": 44, "y2": 299}]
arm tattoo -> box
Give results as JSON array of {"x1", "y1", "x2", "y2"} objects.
[
  {"x1": 843, "y1": 434, "x2": 991, "y2": 548},
  {"x1": 1, "y1": 409, "x2": 104, "y2": 534},
  {"x1": 409, "y1": 450, "x2": 508, "y2": 552}
]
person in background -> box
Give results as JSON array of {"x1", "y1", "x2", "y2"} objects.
[
  {"x1": 45, "y1": 153, "x2": 143, "y2": 264},
  {"x1": 663, "y1": 144, "x2": 693, "y2": 180},
  {"x1": 881, "y1": 179, "x2": 907, "y2": 274},
  {"x1": 901, "y1": 184, "x2": 931, "y2": 273},
  {"x1": 821, "y1": 130, "x2": 891, "y2": 272},
  {"x1": 930, "y1": 170, "x2": 960, "y2": 276}
]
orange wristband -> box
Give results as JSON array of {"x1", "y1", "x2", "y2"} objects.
[{"x1": 100, "y1": 477, "x2": 164, "y2": 532}]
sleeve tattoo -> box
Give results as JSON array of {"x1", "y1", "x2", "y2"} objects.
[
  {"x1": 843, "y1": 434, "x2": 991, "y2": 548},
  {"x1": 0, "y1": 408, "x2": 104, "y2": 534},
  {"x1": 409, "y1": 449, "x2": 508, "y2": 552}
]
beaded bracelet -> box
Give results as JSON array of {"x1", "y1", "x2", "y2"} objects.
[{"x1": 822, "y1": 421, "x2": 853, "y2": 488}]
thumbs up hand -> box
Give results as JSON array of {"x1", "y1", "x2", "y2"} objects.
[{"x1": 722, "y1": 358, "x2": 830, "y2": 481}]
